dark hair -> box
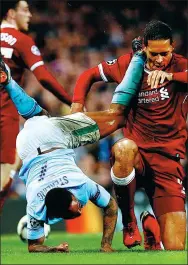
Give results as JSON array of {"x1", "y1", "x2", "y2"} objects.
[
  {"x1": 45, "y1": 188, "x2": 73, "y2": 219},
  {"x1": 1, "y1": 0, "x2": 25, "y2": 19},
  {"x1": 143, "y1": 20, "x2": 173, "y2": 46}
]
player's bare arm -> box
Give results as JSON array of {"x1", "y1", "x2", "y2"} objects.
[
  {"x1": 71, "y1": 102, "x2": 84, "y2": 113},
  {"x1": 100, "y1": 197, "x2": 118, "y2": 253},
  {"x1": 71, "y1": 37, "x2": 144, "y2": 114},
  {"x1": 28, "y1": 237, "x2": 69, "y2": 253}
]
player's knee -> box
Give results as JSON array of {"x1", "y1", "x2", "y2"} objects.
[{"x1": 111, "y1": 138, "x2": 138, "y2": 162}]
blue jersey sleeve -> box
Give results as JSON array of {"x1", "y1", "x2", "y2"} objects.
[
  {"x1": 86, "y1": 179, "x2": 110, "y2": 208},
  {"x1": 27, "y1": 213, "x2": 45, "y2": 240}
]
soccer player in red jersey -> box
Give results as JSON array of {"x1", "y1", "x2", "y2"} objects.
[
  {"x1": 0, "y1": 0, "x2": 72, "y2": 210},
  {"x1": 71, "y1": 20, "x2": 188, "y2": 250}
]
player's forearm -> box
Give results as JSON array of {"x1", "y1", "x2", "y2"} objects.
[
  {"x1": 73, "y1": 67, "x2": 102, "y2": 105},
  {"x1": 173, "y1": 72, "x2": 188, "y2": 83},
  {"x1": 33, "y1": 66, "x2": 72, "y2": 105},
  {"x1": 28, "y1": 244, "x2": 60, "y2": 253},
  {"x1": 101, "y1": 197, "x2": 118, "y2": 248}
]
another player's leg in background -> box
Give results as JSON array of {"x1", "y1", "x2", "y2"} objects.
[
  {"x1": 110, "y1": 138, "x2": 142, "y2": 248},
  {"x1": 0, "y1": 153, "x2": 21, "y2": 212}
]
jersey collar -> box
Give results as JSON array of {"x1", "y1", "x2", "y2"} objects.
[{"x1": 1, "y1": 22, "x2": 16, "y2": 29}]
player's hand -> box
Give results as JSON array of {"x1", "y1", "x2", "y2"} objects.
[
  {"x1": 100, "y1": 245, "x2": 116, "y2": 253},
  {"x1": 71, "y1": 103, "x2": 85, "y2": 113},
  {"x1": 56, "y1": 242, "x2": 69, "y2": 252},
  {"x1": 147, "y1": 70, "x2": 173, "y2": 88}
]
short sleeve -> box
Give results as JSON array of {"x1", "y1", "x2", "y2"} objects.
[
  {"x1": 98, "y1": 53, "x2": 132, "y2": 84},
  {"x1": 87, "y1": 179, "x2": 110, "y2": 208},
  {"x1": 17, "y1": 35, "x2": 44, "y2": 71}
]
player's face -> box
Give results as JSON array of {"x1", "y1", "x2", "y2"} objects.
[
  {"x1": 14, "y1": 1, "x2": 32, "y2": 31},
  {"x1": 63, "y1": 196, "x2": 82, "y2": 219},
  {"x1": 144, "y1": 39, "x2": 173, "y2": 70}
]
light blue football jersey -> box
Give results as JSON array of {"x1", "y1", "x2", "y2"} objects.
[{"x1": 19, "y1": 149, "x2": 110, "y2": 240}]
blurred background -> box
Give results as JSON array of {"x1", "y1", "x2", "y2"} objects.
[{"x1": 2, "y1": 0, "x2": 187, "y2": 235}]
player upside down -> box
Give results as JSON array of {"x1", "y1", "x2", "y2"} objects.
[{"x1": 0, "y1": 51, "x2": 146, "y2": 252}]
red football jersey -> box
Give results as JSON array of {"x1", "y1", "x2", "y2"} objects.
[
  {"x1": 98, "y1": 53, "x2": 188, "y2": 158},
  {"x1": 0, "y1": 24, "x2": 44, "y2": 118}
]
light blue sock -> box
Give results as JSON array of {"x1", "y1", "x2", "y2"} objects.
[
  {"x1": 5, "y1": 79, "x2": 42, "y2": 119},
  {"x1": 112, "y1": 52, "x2": 145, "y2": 106}
]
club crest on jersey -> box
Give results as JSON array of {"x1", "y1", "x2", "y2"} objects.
[
  {"x1": 106, "y1": 59, "x2": 117, "y2": 65},
  {"x1": 159, "y1": 87, "x2": 169, "y2": 100},
  {"x1": 31, "y1": 45, "x2": 41, "y2": 56}
]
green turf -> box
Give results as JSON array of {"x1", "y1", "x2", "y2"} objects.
[{"x1": 1, "y1": 232, "x2": 187, "y2": 264}]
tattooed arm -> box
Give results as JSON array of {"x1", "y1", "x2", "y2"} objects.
[{"x1": 100, "y1": 196, "x2": 118, "y2": 252}]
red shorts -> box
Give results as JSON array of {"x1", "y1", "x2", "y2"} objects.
[
  {"x1": 0, "y1": 116, "x2": 19, "y2": 164},
  {"x1": 136, "y1": 149, "x2": 186, "y2": 217}
]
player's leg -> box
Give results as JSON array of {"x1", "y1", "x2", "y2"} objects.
[
  {"x1": 149, "y1": 154, "x2": 186, "y2": 250},
  {"x1": 0, "y1": 60, "x2": 46, "y2": 119},
  {"x1": 0, "y1": 116, "x2": 19, "y2": 211},
  {"x1": 0, "y1": 155, "x2": 20, "y2": 211},
  {"x1": 155, "y1": 198, "x2": 186, "y2": 250},
  {"x1": 110, "y1": 138, "x2": 142, "y2": 248}
]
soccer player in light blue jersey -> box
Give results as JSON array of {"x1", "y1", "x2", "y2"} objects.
[{"x1": 0, "y1": 51, "x2": 145, "y2": 253}]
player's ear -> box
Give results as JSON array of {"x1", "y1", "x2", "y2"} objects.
[
  {"x1": 171, "y1": 42, "x2": 175, "y2": 51},
  {"x1": 8, "y1": 9, "x2": 16, "y2": 19}
]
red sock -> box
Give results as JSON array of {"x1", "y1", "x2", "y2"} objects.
[
  {"x1": 143, "y1": 215, "x2": 161, "y2": 242},
  {"x1": 114, "y1": 177, "x2": 136, "y2": 226}
]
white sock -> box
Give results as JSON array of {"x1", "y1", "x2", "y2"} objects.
[{"x1": 111, "y1": 168, "x2": 135, "y2": 186}]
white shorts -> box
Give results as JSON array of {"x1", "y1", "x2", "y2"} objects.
[
  {"x1": 51, "y1": 112, "x2": 100, "y2": 149},
  {"x1": 17, "y1": 112, "x2": 100, "y2": 163}
]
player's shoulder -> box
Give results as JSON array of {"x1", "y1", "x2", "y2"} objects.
[
  {"x1": 119, "y1": 52, "x2": 132, "y2": 60},
  {"x1": 6, "y1": 28, "x2": 35, "y2": 46},
  {"x1": 17, "y1": 31, "x2": 34, "y2": 44},
  {"x1": 172, "y1": 53, "x2": 187, "y2": 63},
  {"x1": 105, "y1": 52, "x2": 132, "y2": 67}
]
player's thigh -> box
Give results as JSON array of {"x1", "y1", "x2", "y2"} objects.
[
  {"x1": 53, "y1": 113, "x2": 100, "y2": 148},
  {"x1": 158, "y1": 209, "x2": 186, "y2": 250},
  {"x1": 149, "y1": 154, "x2": 186, "y2": 250}
]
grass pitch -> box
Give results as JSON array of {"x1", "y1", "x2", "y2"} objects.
[{"x1": 1, "y1": 232, "x2": 187, "y2": 264}]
